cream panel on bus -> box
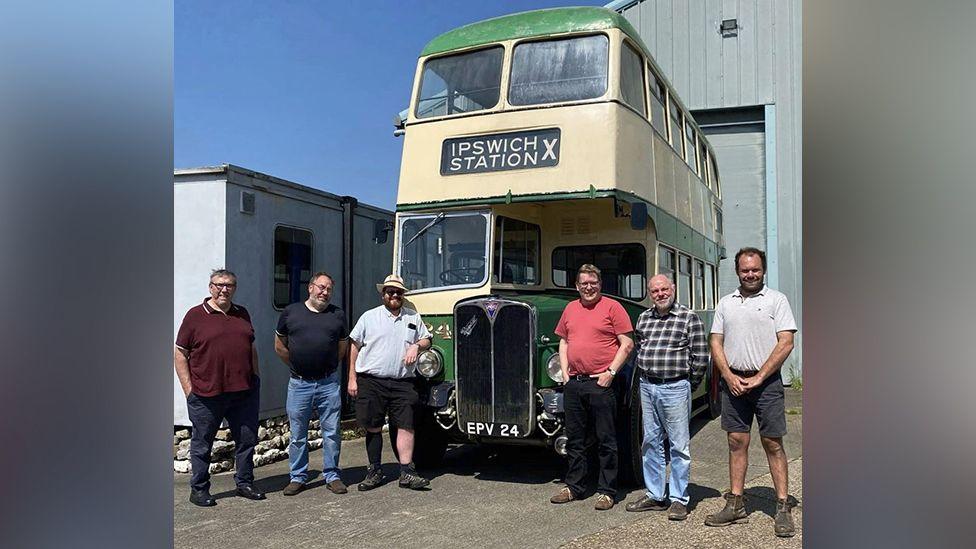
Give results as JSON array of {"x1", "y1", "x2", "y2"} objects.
[
  {"x1": 613, "y1": 106, "x2": 655, "y2": 204},
  {"x1": 674, "y1": 162, "x2": 692, "y2": 227},
  {"x1": 690, "y1": 176, "x2": 704, "y2": 234},
  {"x1": 653, "y1": 139, "x2": 676, "y2": 215}
]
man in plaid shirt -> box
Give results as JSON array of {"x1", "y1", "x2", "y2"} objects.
[{"x1": 625, "y1": 274, "x2": 708, "y2": 520}]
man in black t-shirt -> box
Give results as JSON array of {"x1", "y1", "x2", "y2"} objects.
[{"x1": 274, "y1": 271, "x2": 349, "y2": 496}]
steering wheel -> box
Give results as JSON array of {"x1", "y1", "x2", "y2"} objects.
[{"x1": 439, "y1": 268, "x2": 483, "y2": 284}]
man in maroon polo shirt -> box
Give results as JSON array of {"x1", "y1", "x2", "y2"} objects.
[
  {"x1": 549, "y1": 264, "x2": 634, "y2": 511},
  {"x1": 175, "y1": 269, "x2": 265, "y2": 506}
]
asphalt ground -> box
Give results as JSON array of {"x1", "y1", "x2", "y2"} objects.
[{"x1": 174, "y1": 389, "x2": 802, "y2": 548}]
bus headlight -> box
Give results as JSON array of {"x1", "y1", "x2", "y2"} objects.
[
  {"x1": 417, "y1": 350, "x2": 443, "y2": 378},
  {"x1": 546, "y1": 353, "x2": 563, "y2": 383}
]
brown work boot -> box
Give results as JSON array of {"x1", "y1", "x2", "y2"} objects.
[
  {"x1": 625, "y1": 494, "x2": 669, "y2": 512},
  {"x1": 326, "y1": 479, "x2": 348, "y2": 494},
  {"x1": 774, "y1": 498, "x2": 795, "y2": 537},
  {"x1": 704, "y1": 492, "x2": 748, "y2": 526},
  {"x1": 594, "y1": 494, "x2": 614, "y2": 511},
  {"x1": 549, "y1": 487, "x2": 576, "y2": 504},
  {"x1": 668, "y1": 501, "x2": 689, "y2": 521},
  {"x1": 282, "y1": 481, "x2": 304, "y2": 496}
]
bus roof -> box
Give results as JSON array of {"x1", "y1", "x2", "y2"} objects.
[{"x1": 420, "y1": 6, "x2": 649, "y2": 58}]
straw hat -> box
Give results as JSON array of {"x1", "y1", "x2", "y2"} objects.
[{"x1": 376, "y1": 274, "x2": 407, "y2": 293}]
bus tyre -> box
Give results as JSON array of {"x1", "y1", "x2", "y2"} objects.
[
  {"x1": 616, "y1": 374, "x2": 643, "y2": 487},
  {"x1": 708, "y1": 367, "x2": 722, "y2": 419},
  {"x1": 413, "y1": 415, "x2": 448, "y2": 469}
]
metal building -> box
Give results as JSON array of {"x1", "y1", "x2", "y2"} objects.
[
  {"x1": 609, "y1": 0, "x2": 802, "y2": 381},
  {"x1": 173, "y1": 165, "x2": 394, "y2": 425}
]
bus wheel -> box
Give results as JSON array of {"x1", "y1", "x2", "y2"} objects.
[
  {"x1": 413, "y1": 415, "x2": 448, "y2": 469},
  {"x1": 708, "y1": 368, "x2": 722, "y2": 419}
]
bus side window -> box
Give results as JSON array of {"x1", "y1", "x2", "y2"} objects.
[
  {"x1": 677, "y1": 253, "x2": 692, "y2": 307},
  {"x1": 647, "y1": 68, "x2": 667, "y2": 137},
  {"x1": 668, "y1": 97, "x2": 684, "y2": 159}
]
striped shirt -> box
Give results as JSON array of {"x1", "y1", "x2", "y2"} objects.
[{"x1": 634, "y1": 302, "x2": 709, "y2": 386}]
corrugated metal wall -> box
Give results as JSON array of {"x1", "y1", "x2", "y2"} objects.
[{"x1": 614, "y1": 0, "x2": 802, "y2": 379}]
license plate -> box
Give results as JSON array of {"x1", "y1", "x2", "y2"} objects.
[{"x1": 463, "y1": 421, "x2": 523, "y2": 437}]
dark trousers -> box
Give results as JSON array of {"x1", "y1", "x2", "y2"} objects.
[
  {"x1": 563, "y1": 378, "x2": 618, "y2": 497},
  {"x1": 186, "y1": 380, "x2": 260, "y2": 492}
]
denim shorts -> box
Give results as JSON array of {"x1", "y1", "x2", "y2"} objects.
[{"x1": 720, "y1": 370, "x2": 787, "y2": 437}]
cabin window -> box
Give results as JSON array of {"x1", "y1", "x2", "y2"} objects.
[
  {"x1": 657, "y1": 244, "x2": 676, "y2": 285},
  {"x1": 685, "y1": 121, "x2": 698, "y2": 173},
  {"x1": 493, "y1": 216, "x2": 541, "y2": 285},
  {"x1": 698, "y1": 141, "x2": 709, "y2": 182},
  {"x1": 705, "y1": 262, "x2": 716, "y2": 309},
  {"x1": 647, "y1": 68, "x2": 667, "y2": 136},
  {"x1": 552, "y1": 243, "x2": 646, "y2": 300},
  {"x1": 416, "y1": 46, "x2": 503, "y2": 119},
  {"x1": 274, "y1": 226, "x2": 313, "y2": 309},
  {"x1": 714, "y1": 205, "x2": 723, "y2": 234},
  {"x1": 509, "y1": 34, "x2": 609, "y2": 105},
  {"x1": 677, "y1": 253, "x2": 692, "y2": 307},
  {"x1": 668, "y1": 98, "x2": 684, "y2": 158},
  {"x1": 620, "y1": 42, "x2": 645, "y2": 115},
  {"x1": 399, "y1": 212, "x2": 489, "y2": 291},
  {"x1": 709, "y1": 155, "x2": 720, "y2": 196},
  {"x1": 694, "y1": 259, "x2": 706, "y2": 309}
]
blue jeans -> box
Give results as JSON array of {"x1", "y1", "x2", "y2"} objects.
[
  {"x1": 639, "y1": 378, "x2": 692, "y2": 505},
  {"x1": 286, "y1": 372, "x2": 342, "y2": 483}
]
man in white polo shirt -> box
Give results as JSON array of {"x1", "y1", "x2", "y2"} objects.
[
  {"x1": 347, "y1": 274, "x2": 432, "y2": 491},
  {"x1": 705, "y1": 247, "x2": 798, "y2": 538}
]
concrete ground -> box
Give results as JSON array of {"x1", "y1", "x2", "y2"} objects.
[{"x1": 174, "y1": 389, "x2": 801, "y2": 548}]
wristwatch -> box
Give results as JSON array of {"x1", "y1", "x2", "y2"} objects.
[{"x1": 607, "y1": 367, "x2": 617, "y2": 376}]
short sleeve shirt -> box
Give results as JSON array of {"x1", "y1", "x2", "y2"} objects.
[
  {"x1": 554, "y1": 296, "x2": 634, "y2": 375},
  {"x1": 176, "y1": 298, "x2": 255, "y2": 397},
  {"x1": 349, "y1": 305, "x2": 432, "y2": 379},
  {"x1": 275, "y1": 302, "x2": 348, "y2": 379},
  {"x1": 711, "y1": 285, "x2": 797, "y2": 371}
]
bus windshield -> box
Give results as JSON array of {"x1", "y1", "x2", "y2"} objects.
[
  {"x1": 416, "y1": 47, "x2": 503, "y2": 119},
  {"x1": 509, "y1": 34, "x2": 608, "y2": 106},
  {"x1": 398, "y1": 211, "x2": 490, "y2": 291}
]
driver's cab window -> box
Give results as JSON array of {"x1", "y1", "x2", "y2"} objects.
[{"x1": 493, "y1": 216, "x2": 541, "y2": 285}]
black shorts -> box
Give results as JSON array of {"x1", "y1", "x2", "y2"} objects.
[
  {"x1": 354, "y1": 374, "x2": 420, "y2": 430},
  {"x1": 720, "y1": 370, "x2": 787, "y2": 438}
]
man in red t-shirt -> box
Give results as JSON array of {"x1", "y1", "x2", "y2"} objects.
[{"x1": 549, "y1": 264, "x2": 634, "y2": 511}]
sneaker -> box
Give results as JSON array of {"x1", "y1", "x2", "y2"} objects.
[
  {"x1": 594, "y1": 493, "x2": 614, "y2": 511},
  {"x1": 326, "y1": 479, "x2": 348, "y2": 494},
  {"x1": 625, "y1": 494, "x2": 669, "y2": 512},
  {"x1": 398, "y1": 470, "x2": 430, "y2": 490},
  {"x1": 774, "y1": 498, "x2": 795, "y2": 537},
  {"x1": 282, "y1": 481, "x2": 304, "y2": 496},
  {"x1": 357, "y1": 467, "x2": 385, "y2": 492},
  {"x1": 549, "y1": 487, "x2": 576, "y2": 504},
  {"x1": 668, "y1": 501, "x2": 689, "y2": 521},
  {"x1": 704, "y1": 492, "x2": 748, "y2": 526},
  {"x1": 189, "y1": 489, "x2": 216, "y2": 507}
]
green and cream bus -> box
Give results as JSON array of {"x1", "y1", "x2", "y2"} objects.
[{"x1": 390, "y1": 7, "x2": 725, "y2": 479}]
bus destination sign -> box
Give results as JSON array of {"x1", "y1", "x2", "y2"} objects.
[{"x1": 441, "y1": 128, "x2": 560, "y2": 175}]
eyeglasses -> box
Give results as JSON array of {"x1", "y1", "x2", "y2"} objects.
[
  {"x1": 210, "y1": 282, "x2": 236, "y2": 290},
  {"x1": 576, "y1": 281, "x2": 600, "y2": 287},
  {"x1": 310, "y1": 283, "x2": 332, "y2": 293},
  {"x1": 383, "y1": 289, "x2": 404, "y2": 297}
]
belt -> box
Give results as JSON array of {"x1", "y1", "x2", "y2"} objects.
[
  {"x1": 291, "y1": 372, "x2": 331, "y2": 382},
  {"x1": 730, "y1": 369, "x2": 760, "y2": 378},
  {"x1": 640, "y1": 371, "x2": 687, "y2": 384},
  {"x1": 568, "y1": 374, "x2": 596, "y2": 381}
]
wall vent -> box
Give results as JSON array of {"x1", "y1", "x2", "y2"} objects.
[{"x1": 240, "y1": 191, "x2": 255, "y2": 214}]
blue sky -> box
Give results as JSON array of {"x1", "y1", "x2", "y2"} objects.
[{"x1": 175, "y1": 1, "x2": 608, "y2": 210}]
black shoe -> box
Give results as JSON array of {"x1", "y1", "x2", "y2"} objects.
[
  {"x1": 625, "y1": 494, "x2": 669, "y2": 512},
  {"x1": 357, "y1": 467, "x2": 386, "y2": 491},
  {"x1": 235, "y1": 484, "x2": 266, "y2": 501},
  {"x1": 189, "y1": 489, "x2": 216, "y2": 507},
  {"x1": 398, "y1": 470, "x2": 430, "y2": 490}
]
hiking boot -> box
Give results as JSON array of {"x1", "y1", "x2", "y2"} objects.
[
  {"x1": 668, "y1": 501, "x2": 689, "y2": 521},
  {"x1": 625, "y1": 494, "x2": 669, "y2": 512},
  {"x1": 357, "y1": 467, "x2": 385, "y2": 491},
  {"x1": 326, "y1": 479, "x2": 348, "y2": 494},
  {"x1": 398, "y1": 470, "x2": 430, "y2": 490},
  {"x1": 189, "y1": 489, "x2": 216, "y2": 507},
  {"x1": 704, "y1": 492, "x2": 748, "y2": 526},
  {"x1": 594, "y1": 493, "x2": 614, "y2": 511},
  {"x1": 282, "y1": 481, "x2": 304, "y2": 496},
  {"x1": 774, "y1": 498, "x2": 795, "y2": 537},
  {"x1": 549, "y1": 487, "x2": 576, "y2": 504}
]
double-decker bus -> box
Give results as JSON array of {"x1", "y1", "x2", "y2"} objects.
[{"x1": 390, "y1": 7, "x2": 725, "y2": 480}]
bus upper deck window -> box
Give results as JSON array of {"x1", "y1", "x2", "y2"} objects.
[
  {"x1": 509, "y1": 34, "x2": 609, "y2": 106},
  {"x1": 416, "y1": 46, "x2": 504, "y2": 119}
]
